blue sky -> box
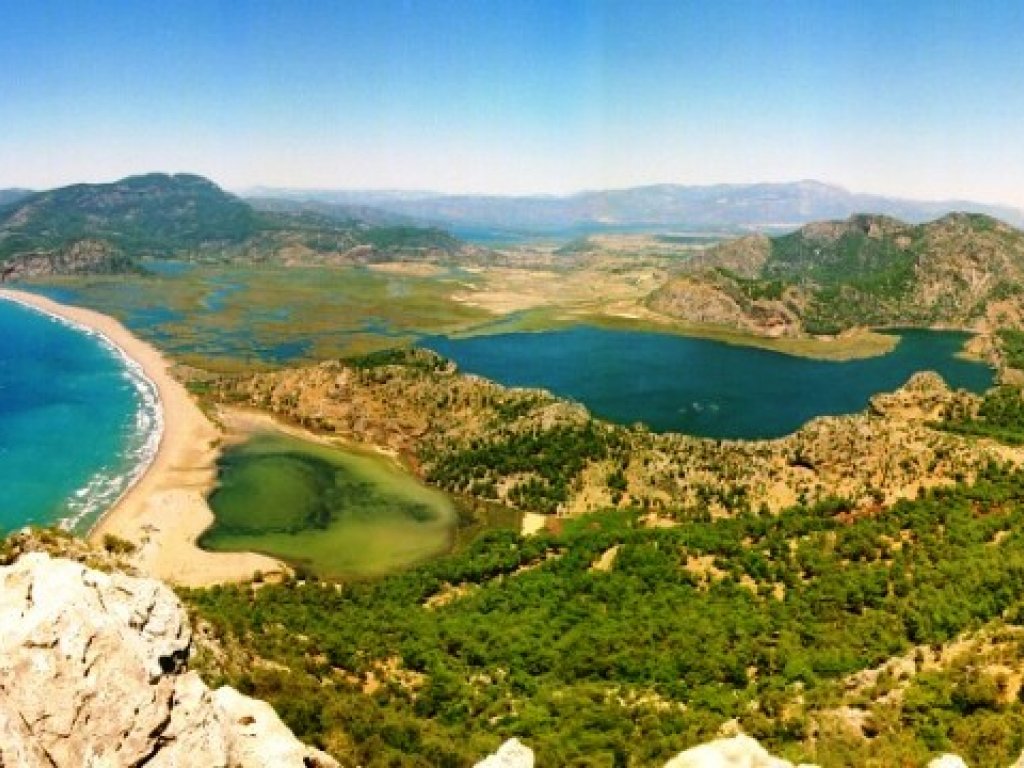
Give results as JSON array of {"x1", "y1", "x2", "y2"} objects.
[{"x1": 2, "y1": 0, "x2": 1023, "y2": 205}]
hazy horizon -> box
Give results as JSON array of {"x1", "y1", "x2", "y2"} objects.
[{"x1": 4, "y1": 1, "x2": 1024, "y2": 206}]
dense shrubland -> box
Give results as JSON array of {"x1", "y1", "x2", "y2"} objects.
[
  {"x1": 213, "y1": 349, "x2": 1003, "y2": 520},
  {"x1": 187, "y1": 459, "x2": 1024, "y2": 767}
]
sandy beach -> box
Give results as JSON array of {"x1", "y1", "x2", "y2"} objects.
[{"x1": 0, "y1": 288, "x2": 284, "y2": 587}]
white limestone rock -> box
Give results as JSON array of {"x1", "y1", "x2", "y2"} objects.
[
  {"x1": 475, "y1": 738, "x2": 536, "y2": 768},
  {"x1": 663, "y1": 734, "x2": 817, "y2": 768},
  {"x1": 0, "y1": 552, "x2": 337, "y2": 768}
]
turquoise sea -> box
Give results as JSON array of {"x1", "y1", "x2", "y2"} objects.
[
  {"x1": 0, "y1": 299, "x2": 161, "y2": 533},
  {"x1": 425, "y1": 327, "x2": 995, "y2": 439}
]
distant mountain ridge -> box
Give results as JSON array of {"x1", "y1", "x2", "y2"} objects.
[
  {"x1": 0, "y1": 173, "x2": 259, "y2": 261},
  {"x1": 0, "y1": 174, "x2": 472, "y2": 278},
  {"x1": 245, "y1": 196, "x2": 418, "y2": 228},
  {"x1": 251, "y1": 180, "x2": 1024, "y2": 235},
  {"x1": 0, "y1": 189, "x2": 33, "y2": 207}
]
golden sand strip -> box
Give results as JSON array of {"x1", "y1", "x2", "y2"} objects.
[{"x1": 0, "y1": 289, "x2": 284, "y2": 587}]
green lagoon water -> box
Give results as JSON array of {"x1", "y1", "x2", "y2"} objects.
[
  {"x1": 426, "y1": 327, "x2": 995, "y2": 439},
  {"x1": 201, "y1": 434, "x2": 456, "y2": 579}
]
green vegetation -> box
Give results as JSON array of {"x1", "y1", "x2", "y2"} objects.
[
  {"x1": 424, "y1": 421, "x2": 625, "y2": 513},
  {"x1": 360, "y1": 225, "x2": 462, "y2": 251},
  {"x1": 664, "y1": 212, "x2": 1024, "y2": 339},
  {"x1": 762, "y1": 219, "x2": 921, "y2": 334},
  {"x1": 101, "y1": 533, "x2": 137, "y2": 556},
  {"x1": 188, "y1": 462, "x2": 1024, "y2": 767},
  {"x1": 1000, "y1": 329, "x2": 1024, "y2": 370},
  {"x1": 0, "y1": 174, "x2": 258, "y2": 262},
  {"x1": 26, "y1": 264, "x2": 491, "y2": 370},
  {"x1": 715, "y1": 268, "x2": 785, "y2": 301},
  {"x1": 201, "y1": 434, "x2": 458, "y2": 579},
  {"x1": 348, "y1": 347, "x2": 450, "y2": 372},
  {"x1": 767, "y1": 219, "x2": 916, "y2": 292},
  {"x1": 0, "y1": 173, "x2": 468, "y2": 272},
  {"x1": 941, "y1": 386, "x2": 1024, "y2": 444}
]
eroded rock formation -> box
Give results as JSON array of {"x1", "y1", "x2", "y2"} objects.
[{"x1": 0, "y1": 552, "x2": 337, "y2": 767}]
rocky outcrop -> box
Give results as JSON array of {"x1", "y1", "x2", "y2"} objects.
[
  {"x1": 0, "y1": 552, "x2": 337, "y2": 768},
  {"x1": 474, "y1": 738, "x2": 535, "y2": 768},
  {"x1": 479, "y1": 734, "x2": 1018, "y2": 768},
  {"x1": 868, "y1": 371, "x2": 977, "y2": 422},
  {"x1": 687, "y1": 233, "x2": 772, "y2": 278},
  {"x1": 646, "y1": 271, "x2": 803, "y2": 338},
  {"x1": 0, "y1": 238, "x2": 134, "y2": 279},
  {"x1": 662, "y1": 734, "x2": 816, "y2": 768},
  {"x1": 475, "y1": 735, "x2": 805, "y2": 768}
]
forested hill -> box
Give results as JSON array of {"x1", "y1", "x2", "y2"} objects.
[
  {"x1": 649, "y1": 212, "x2": 1024, "y2": 336},
  {"x1": 0, "y1": 188, "x2": 33, "y2": 207},
  {"x1": 0, "y1": 174, "x2": 472, "y2": 277}
]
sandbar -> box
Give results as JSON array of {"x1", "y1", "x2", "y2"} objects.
[{"x1": 0, "y1": 288, "x2": 284, "y2": 586}]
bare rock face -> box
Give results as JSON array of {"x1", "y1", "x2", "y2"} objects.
[
  {"x1": 474, "y1": 738, "x2": 535, "y2": 768},
  {"x1": 0, "y1": 552, "x2": 337, "y2": 768},
  {"x1": 662, "y1": 735, "x2": 817, "y2": 768},
  {"x1": 928, "y1": 757, "x2": 969, "y2": 768},
  {"x1": 646, "y1": 273, "x2": 802, "y2": 338}
]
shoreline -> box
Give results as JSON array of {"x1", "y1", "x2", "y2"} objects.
[
  {"x1": 453, "y1": 306, "x2": 904, "y2": 362},
  {"x1": 0, "y1": 288, "x2": 285, "y2": 587},
  {"x1": 0, "y1": 290, "x2": 165, "y2": 533}
]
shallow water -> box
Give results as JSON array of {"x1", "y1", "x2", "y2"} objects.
[
  {"x1": 201, "y1": 434, "x2": 457, "y2": 579},
  {"x1": 0, "y1": 299, "x2": 160, "y2": 532},
  {"x1": 425, "y1": 327, "x2": 994, "y2": 439},
  {"x1": 24, "y1": 265, "x2": 487, "y2": 367}
]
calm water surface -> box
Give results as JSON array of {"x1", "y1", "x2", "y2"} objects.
[
  {"x1": 425, "y1": 327, "x2": 994, "y2": 439},
  {"x1": 202, "y1": 434, "x2": 456, "y2": 579}
]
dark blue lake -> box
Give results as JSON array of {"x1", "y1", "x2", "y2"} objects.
[{"x1": 424, "y1": 327, "x2": 994, "y2": 439}]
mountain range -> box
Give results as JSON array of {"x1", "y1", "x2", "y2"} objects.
[
  {"x1": 243, "y1": 180, "x2": 1024, "y2": 235},
  {"x1": 0, "y1": 174, "x2": 469, "y2": 278},
  {"x1": 0, "y1": 189, "x2": 32, "y2": 207}
]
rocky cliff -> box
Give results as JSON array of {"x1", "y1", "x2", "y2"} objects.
[{"x1": 0, "y1": 551, "x2": 337, "y2": 767}]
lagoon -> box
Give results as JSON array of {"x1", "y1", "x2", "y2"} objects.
[
  {"x1": 425, "y1": 327, "x2": 994, "y2": 439},
  {"x1": 201, "y1": 434, "x2": 457, "y2": 579}
]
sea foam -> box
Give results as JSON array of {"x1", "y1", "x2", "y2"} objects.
[{"x1": 1, "y1": 296, "x2": 165, "y2": 532}]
